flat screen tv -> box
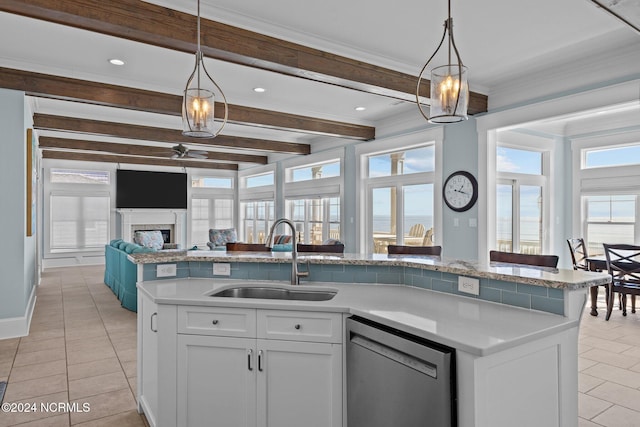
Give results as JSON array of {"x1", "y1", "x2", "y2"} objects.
[{"x1": 116, "y1": 169, "x2": 187, "y2": 209}]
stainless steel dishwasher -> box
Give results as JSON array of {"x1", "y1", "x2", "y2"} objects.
[{"x1": 346, "y1": 316, "x2": 456, "y2": 427}]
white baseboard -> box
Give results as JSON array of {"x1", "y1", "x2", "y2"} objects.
[
  {"x1": 42, "y1": 255, "x2": 105, "y2": 269},
  {"x1": 0, "y1": 285, "x2": 37, "y2": 340}
]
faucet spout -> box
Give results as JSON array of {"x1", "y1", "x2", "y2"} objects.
[{"x1": 266, "y1": 218, "x2": 307, "y2": 285}]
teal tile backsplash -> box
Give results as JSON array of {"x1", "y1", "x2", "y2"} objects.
[{"x1": 142, "y1": 260, "x2": 565, "y2": 315}]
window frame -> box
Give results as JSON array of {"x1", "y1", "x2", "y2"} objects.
[
  {"x1": 494, "y1": 133, "x2": 552, "y2": 255},
  {"x1": 43, "y1": 161, "x2": 114, "y2": 258},
  {"x1": 282, "y1": 149, "x2": 344, "y2": 244},
  {"x1": 188, "y1": 171, "x2": 236, "y2": 248},
  {"x1": 356, "y1": 129, "x2": 443, "y2": 255},
  {"x1": 572, "y1": 129, "x2": 640, "y2": 252}
]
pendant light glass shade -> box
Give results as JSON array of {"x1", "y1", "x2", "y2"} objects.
[
  {"x1": 416, "y1": 1, "x2": 469, "y2": 124},
  {"x1": 429, "y1": 64, "x2": 468, "y2": 122},
  {"x1": 182, "y1": 1, "x2": 228, "y2": 138}
]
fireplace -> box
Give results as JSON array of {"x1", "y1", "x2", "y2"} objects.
[{"x1": 117, "y1": 209, "x2": 186, "y2": 248}]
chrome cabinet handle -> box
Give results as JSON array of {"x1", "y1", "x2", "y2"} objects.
[
  {"x1": 150, "y1": 312, "x2": 158, "y2": 333},
  {"x1": 212, "y1": 319, "x2": 219, "y2": 325},
  {"x1": 258, "y1": 350, "x2": 263, "y2": 372},
  {"x1": 248, "y1": 349, "x2": 253, "y2": 371},
  {"x1": 294, "y1": 324, "x2": 301, "y2": 330}
]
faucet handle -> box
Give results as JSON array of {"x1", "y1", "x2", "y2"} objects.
[{"x1": 296, "y1": 259, "x2": 311, "y2": 278}]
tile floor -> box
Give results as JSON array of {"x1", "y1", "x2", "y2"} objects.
[
  {"x1": 0, "y1": 266, "x2": 146, "y2": 426},
  {"x1": 0, "y1": 266, "x2": 639, "y2": 426},
  {"x1": 578, "y1": 292, "x2": 640, "y2": 426}
]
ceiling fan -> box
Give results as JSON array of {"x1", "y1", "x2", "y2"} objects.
[{"x1": 170, "y1": 144, "x2": 208, "y2": 159}]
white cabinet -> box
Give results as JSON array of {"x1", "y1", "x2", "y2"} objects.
[
  {"x1": 177, "y1": 335, "x2": 257, "y2": 427},
  {"x1": 174, "y1": 308, "x2": 343, "y2": 427},
  {"x1": 138, "y1": 291, "x2": 159, "y2": 426},
  {"x1": 257, "y1": 338, "x2": 342, "y2": 427}
]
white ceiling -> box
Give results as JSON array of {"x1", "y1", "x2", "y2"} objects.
[{"x1": 1, "y1": 0, "x2": 639, "y2": 161}]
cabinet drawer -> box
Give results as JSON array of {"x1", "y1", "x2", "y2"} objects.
[
  {"x1": 177, "y1": 306, "x2": 256, "y2": 337},
  {"x1": 257, "y1": 310, "x2": 342, "y2": 343}
]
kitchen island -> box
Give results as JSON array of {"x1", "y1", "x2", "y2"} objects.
[{"x1": 131, "y1": 251, "x2": 609, "y2": 427}]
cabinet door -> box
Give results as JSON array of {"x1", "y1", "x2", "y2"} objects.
[
  {"x1": 177, "y1": 335, "x2": 257, "y2": 427},
  {"x1": 256, "y1": 339, "x2": 342, "y2": 427},
  {"x1": 139, "y1": 293, "x2": 159, "y2": 426}
]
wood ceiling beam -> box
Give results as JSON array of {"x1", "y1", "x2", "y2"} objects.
[
  {"x1": 0, "y1": 0, "x2": 488, "y2": 114},
  {"x1": 38, "y1": 137, "x2": 268, "y2": 165},
  {"x1": 0, "y1": 67, "x2": 374, "y2": 140},
  {"x1": 42, "y1": 150, "x2": 238, "y2": 170},
  {"x1": 33, "y1": 114, "x2": 310, "y2": 155}
]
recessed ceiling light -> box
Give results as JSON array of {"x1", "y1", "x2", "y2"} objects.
[
  {"x1": 253, "y1": 87, "x2": 266, "y2": 93},
  {"x1": 354, "y1": 106, "x2": 366, "y2": 111},
  {"x1": 108, "y1": 58, "x2": 125, "y2": 66}
]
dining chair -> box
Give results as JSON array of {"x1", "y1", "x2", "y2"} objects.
[
  {"x1": 567, "y1": 238, "x2": 607, "y2": 316},
  {"x1": 489, "y1": 250, "x2": 559, "y2": 268},
  {"x1": 297, "y1": 243, "x2": 345, "y2": 254},
  {"x1": 422, "y1": 228, "x2": 434, "y2": 246},
  {"x1": 225, "y1": 242, "x2": 271, "y2": 252},
  {"x1": 567, "y1": 238, "x2": 588, "y2": 270},
  {"x1": 408, "y1": 224, "x2": 426, "y2": 238},
  {"x1": 388, "y1": 245, "x2": 442, "y2": 256},
  {"x1": 603, "y1": 243, "x2": 640, "y2": 320}
]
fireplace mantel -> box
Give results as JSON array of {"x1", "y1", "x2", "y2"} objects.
[{"x1": 117, "y1": 209, "x2": 186, "y2": 248}]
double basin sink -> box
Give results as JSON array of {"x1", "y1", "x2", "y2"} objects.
[{"x1": 210, "y1": 285, "x2": 337, "y2": 301}]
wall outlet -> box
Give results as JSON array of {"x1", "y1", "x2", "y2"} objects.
[
  {"x1": 213, "y1": 263, "x2": 231, "y2": 276},
  {"x1": 458, "y1": 276, "x2": 480, "y2": 296},
  {"x1": 157, "y1": 264, "x2": 177, "y2": 277}
]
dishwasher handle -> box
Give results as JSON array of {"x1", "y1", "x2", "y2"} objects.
[{"x1": 351, "y1": 334, "x2": 438, "y2": 379}]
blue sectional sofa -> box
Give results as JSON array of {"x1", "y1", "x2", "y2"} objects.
[{"x1": 104, "y1": 239, "x2": 154, "y2": 312}]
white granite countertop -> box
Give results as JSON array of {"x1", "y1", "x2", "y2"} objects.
[
  {"x1": 138, "y1": 278, "x2": 582, "y2": 356},
  {"x1": 129, "y1": 250, "x2": 610, "y2": 290}
]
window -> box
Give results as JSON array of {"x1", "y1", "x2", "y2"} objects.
[
  {"x1": 246, "y1": 172, "x2": 274, "y2": 188},
  {"x1": 192, "y1": 176, "x2": 233, "y2": 188},
  {"x1": 191, "y1": 198, "x2": 234, "y2": 248},
  {"x1": 365, "y1": 145, "x2": 435, "y2": 253},
  {"x1": 283, "y1": 154, "x2": 343, "y2": 243},
  {"x1": 584, "y1": 143, "x2": 640, "y2": 169},
  {"x1": 497, "y1": 182, "x2": 543, "y2": 254},
  {"x1": 368, "y1": 146, "x2": 434, "y2": 177},
  {"x1": 497, "y1": 147, "x2": 542, "y2": 175},
  {"x1": 574, "y1": 133, "x2": 640, "y2": 256},
  {"x1": 50, "y1": 169, "x2": 110, "y2": 184},
  {"x1": 190, "y1": 174, "x2": 235, "y2": 248},
  {"x1": 50, "y1": 194, "x2": 110, "y2": 253},
  {"x1": 241, "y1": 200, "x2": 275, "y2": 243},
  {"x1": 239, "y1": 167, "x2": 276, "y2": 243},
  {"x1": 496, "y1": 146, "x2": 547, "y2": 254},
  {"x1": 288, "y1": 160, "x2": 340, "y2": 182},
  {"x1": 285, "y1": 197, "x2": 340, "y2": 244},
  {"x1": 584, "y1": 195, "x2": 636, "y2": 255}
]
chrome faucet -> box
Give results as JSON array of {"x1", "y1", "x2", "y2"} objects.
[{"x1": 266, "y1": 218, "x2": 309, "y2": 285}]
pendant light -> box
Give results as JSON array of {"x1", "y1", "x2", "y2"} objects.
[
  {"x1": 182, "y1": 0, "x2": 228, "y2": 138},
  {"x1": 416, "y1": 0, "x2": 469, "y2": 123}
]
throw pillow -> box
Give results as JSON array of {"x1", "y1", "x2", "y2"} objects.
[
  {"x1": 274, "y1": 235, "x2": 292, "y2": 244},
  {"x1": 272, "y1": 244, "x2": 293, "y2": 252},
  {"x1": 133, "y1": 230, "x2": 165, "y2": 250},
  {"x1": 208, "y1": 228, "x2": 237, "y2": 246}
]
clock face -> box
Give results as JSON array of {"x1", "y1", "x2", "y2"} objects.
[{"x1": 443, "y1": 171, "x2": 478, "y2": 212}]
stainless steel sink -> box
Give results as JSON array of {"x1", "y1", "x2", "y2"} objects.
[{"x1": 209, "y1": 286, "x2": 336, "y2": 301}]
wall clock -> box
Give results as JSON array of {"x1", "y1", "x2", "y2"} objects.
[{"x1": 443, "y1": 171, "x2": 478, "y2": 212}]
